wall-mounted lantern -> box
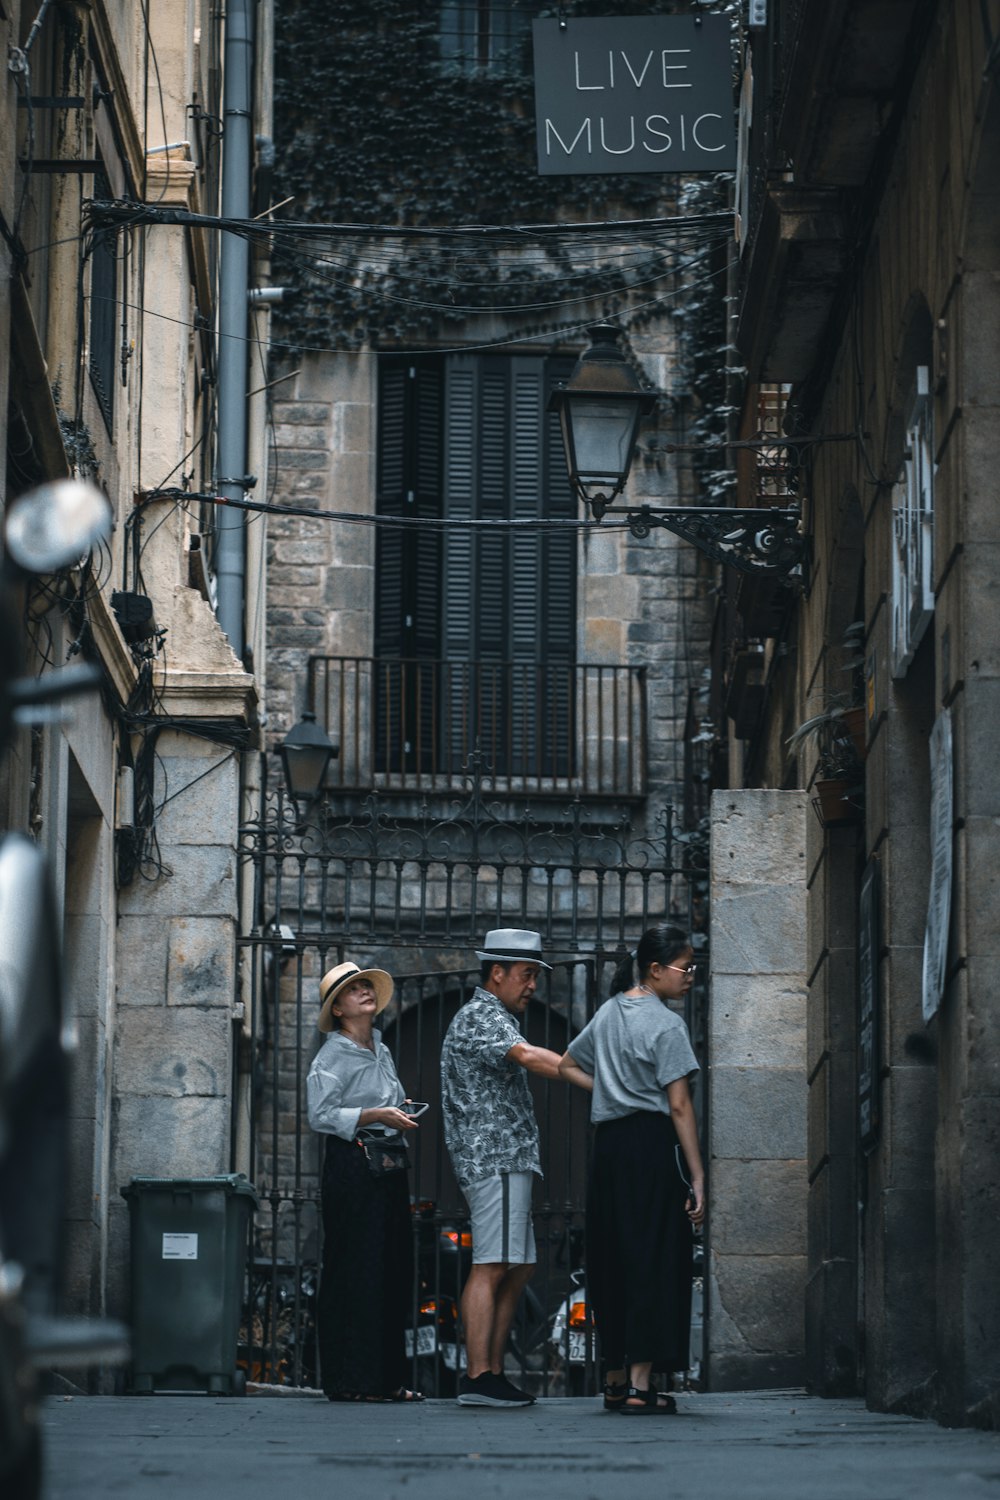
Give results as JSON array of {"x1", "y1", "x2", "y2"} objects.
[
  {"x1": 551, "y1": 323, "x2": 810, "y2": 579},
  {"x1": 548, "y1": 324, "x2": 657, "y2": 520},
  {"x1": 278, "y1": 710, "x2": 337, "y2": 805}
]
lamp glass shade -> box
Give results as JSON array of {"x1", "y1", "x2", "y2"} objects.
[
  {"x1": 562, "y1": 397, "x2": 643, "y2": 491},
  {"x1": 279, "y1": 711, "x2": 334, "y2": 801}
]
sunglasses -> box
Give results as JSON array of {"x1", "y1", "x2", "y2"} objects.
[{"x1": 665, "y1": 963, "x2": 698, "y2": 976}]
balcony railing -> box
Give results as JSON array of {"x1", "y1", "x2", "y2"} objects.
[{"x1": 307, "y1": 657, "x2": 647, "y2": 800}]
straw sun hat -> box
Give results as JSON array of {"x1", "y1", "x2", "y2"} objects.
[{"x1": 317, "y1": 961, "x2": 394, "y2": 1033}]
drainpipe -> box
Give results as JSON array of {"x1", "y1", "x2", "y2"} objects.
[{"x1": 215, "y1": 0, "x2": 255, "y2": 660}]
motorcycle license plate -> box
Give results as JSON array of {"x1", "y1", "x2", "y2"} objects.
[
  {"x1": 404, "y1": 1326, "x2": 437, "y2": 1357},
  {"x1": 568, "y1": 1331, "x2": 589, "y2": 1363},
  {"x1": 441, "y1": 1342, "x2": 467, "y2": 1371}
]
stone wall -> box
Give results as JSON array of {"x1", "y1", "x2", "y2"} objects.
[
  {"x1": 707, "y1": 788, "x2": 808, "y2": 1389},
  {"x1": 776, "y1": 8, "x2": 1000, "y2": 1422},
  {"x1": 107, "y1": 735, "x2": 243, "y2": 1320}
]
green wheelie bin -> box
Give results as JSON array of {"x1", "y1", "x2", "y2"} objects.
[{"x1": 122, "y1": 1174, "x2": 258, "y2": 1395}]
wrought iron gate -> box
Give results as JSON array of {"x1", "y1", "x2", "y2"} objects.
[{"x1": 236, "y1": 761, "x2": 707, "y2": 1395}]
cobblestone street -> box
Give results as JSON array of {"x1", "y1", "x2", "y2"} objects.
[{"x1": 42, "y1": 1389, "x2": 1000, "y2": 1500}]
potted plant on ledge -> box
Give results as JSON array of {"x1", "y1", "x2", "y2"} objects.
[{"x1": 786, "y1": 702, "x2": 866, "y2": 827}]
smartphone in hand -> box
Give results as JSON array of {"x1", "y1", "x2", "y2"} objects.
[{"x1": 402, "y1": 1101, "x2": 430, "y2": 1118}]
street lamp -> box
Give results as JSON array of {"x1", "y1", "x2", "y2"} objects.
[
  {"x1": 278, "y1": 710, "x2": 337, "y2": 805},
  {"x1": 549, "y1": 323, "x2": 812, "y2": 579},
  {"x1": 548, "y1": 324, "x2": 657, "y2": 520}
]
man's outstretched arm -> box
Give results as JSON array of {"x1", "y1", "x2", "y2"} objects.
[{"x1": 506, "y1": 1041, "x2": 563, "y2": 1079}]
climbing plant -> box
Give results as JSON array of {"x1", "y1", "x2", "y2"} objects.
[
  {"x1": 271, "y1": 0, "x2": 736, "y2": 350},
  {"x1": 673, "y1": 170, "x2": 738, "y2": 500}
]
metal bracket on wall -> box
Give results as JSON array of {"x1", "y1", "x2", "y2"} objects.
[
  {"x1": 597, "y1": 430, "x2": 859, "y2": 577},
  {"x1": 602, "y1": 504, "x2": 807, "y2": 578}
]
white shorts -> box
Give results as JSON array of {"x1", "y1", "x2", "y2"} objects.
[{"x1": 463, "y1": 1171, "x2": 537, "y2": 1265}]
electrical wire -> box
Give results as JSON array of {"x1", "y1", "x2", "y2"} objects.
[
  {"x1": 267, "y1": 239, "x2": 726, "y2": 318},
  {"x1": 86, "y1": 198, "x2": 733, "y2": 243},
  {"x1": 84, "y1": 252, "x2": 732, "y2": 362},
  {"x1": 155, "y1": 749, "x2": 239, "y2": 814},
  {"x1": 138, "y1": 0, "x2": 173, "y2": 204},
  {"x1": 137, "y1": 487, "x2": 722, "y2": 538}
]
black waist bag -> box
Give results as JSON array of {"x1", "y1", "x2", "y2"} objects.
[{"x1": 356, "y1": 1132, "x2": 408, "y2": 1177}]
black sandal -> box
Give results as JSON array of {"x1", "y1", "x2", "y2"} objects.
[
  {"x1": 620, "y1": 1385, "x2": 677, "y2": 1415},
  {"x1": 603, "y1": 1379, "x2": 627, "y2": 1412}
]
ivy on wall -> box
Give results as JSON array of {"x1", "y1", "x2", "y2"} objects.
[
  {"x1": 674, "y1": 172, "x2": 738, "y2": 500},
  {"x1": 272, "y1": 0, "x2": 726, "y2": 350}
]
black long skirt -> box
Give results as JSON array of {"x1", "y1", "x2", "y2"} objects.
[
  {"x1": 585, "y1": 1110, "x2": 694, "y2": 1372},
  {"x1": 317, "y1": 1134, "x2": 413, "y2": 1397}
]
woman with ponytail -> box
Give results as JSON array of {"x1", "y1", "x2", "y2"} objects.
[{"x1": 559, "y1": 925, "x2": 705, "y2": 1415}]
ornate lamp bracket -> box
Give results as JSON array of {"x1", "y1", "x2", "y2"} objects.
[{"x1": 604, "y1": 505, "x2": 807, "y2": 579}]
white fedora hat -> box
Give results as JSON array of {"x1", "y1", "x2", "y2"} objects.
[
  {"x1": 475, "y1": 928, "x2": 551, "y2": 971},
  {"x1": 318, "y1": 961, "x2": 394, "y2": 1032}
]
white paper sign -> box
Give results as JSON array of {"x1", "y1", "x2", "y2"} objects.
[
  {"x1": 922, "y1": 708, "x2": 953, "y2": 1023},
  {"x1": 162, "y1": 1233, "x2": 198, "y2": 1260}
]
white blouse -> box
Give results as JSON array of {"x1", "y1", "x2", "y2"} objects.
[{"x1": 306, "y1": 1030, "x2": 406, "y2": 1141}]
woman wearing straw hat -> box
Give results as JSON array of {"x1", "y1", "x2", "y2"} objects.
[{"x1": 306, "y1": 960, "x2": 424, "y2": 1403}]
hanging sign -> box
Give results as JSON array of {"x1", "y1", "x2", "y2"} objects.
[
  {"x1": 532, "y1": 15, "x2": 736, "y2": 175},
  {"x1": 922, "y1": 707, "x2": 954, "y2": 1023}
]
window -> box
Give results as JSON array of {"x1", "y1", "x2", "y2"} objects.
[
  {"x1": 439, "y1": 0, "x2": 534, "y2": 75},
  {"x1": 891, "y1": 366, "x2": 934, "y2": 679},
  {"x1": 88, "y1": 166, "x2": 118, "y2": 433},
  {"x1": 375, "y1": 352, "x2": 577, "y2": 779}
]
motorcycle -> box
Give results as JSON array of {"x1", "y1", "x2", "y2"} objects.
[
  {"x1": 548, "y1": 1237, "x2": 705, "y2": 1395},
  {"x1": 404, "y1": 1202, "x2": 471, "y2": 1394},
  {"x1": 404, "y1": 1205, "x2": 563, "y2": 1395},
  {"x1": 548, "y1": 1269, "x2": 594, "y2": 1395},
  {"x1": 0, "y1": 481, "x2": 129, "y2": 1499},
  {"x1": 239, "y1": 1253, "x2": 320, "y2": 1388}
]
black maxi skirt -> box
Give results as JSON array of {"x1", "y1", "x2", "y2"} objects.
[
  {"x1": 585, "y1": 1110, "x2": 694, "y2": 1372},
  {"x1": 317, "y1": 1134, "x2": 413, "y2": 1397}
]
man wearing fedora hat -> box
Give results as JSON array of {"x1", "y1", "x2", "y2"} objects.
[{"x1": 440, "y1": 929, "x2": 563, "y2": 1407}]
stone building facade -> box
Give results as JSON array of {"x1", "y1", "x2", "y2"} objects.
[
  {"x1": 258, "y1": 330, "x2": 716, "y2": 1243},
  {"x1": 256, "y1": 7, "x2": 723, "y2": 1331},
  {"x1": 2, "y1": 0, "x2": 274, "y2": 1367},
  {"x1": 714, "y1": 0, "x2": 1000, "y2": 1425}
]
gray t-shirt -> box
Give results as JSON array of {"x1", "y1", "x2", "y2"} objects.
[{"x1": 567, "y1": 992, "x2": 699, "y2": 1124}]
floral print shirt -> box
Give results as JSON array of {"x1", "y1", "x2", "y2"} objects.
[{"x1": 440, "y1": 987, "x2": 542, "y2": 1189}]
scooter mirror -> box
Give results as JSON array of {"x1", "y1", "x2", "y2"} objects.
[{"x1": 3, "y1": 479, "x2": 113, "y2": 574}]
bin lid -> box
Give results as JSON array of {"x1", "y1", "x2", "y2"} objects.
[{"x1": 122, "y1": 1173, "x2": 259, "y2": 1206}]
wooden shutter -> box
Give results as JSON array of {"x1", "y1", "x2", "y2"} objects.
[
  {"x1": 443, "y1": 357, "x2": 479, "y2": 773},
  {"x1": 476, "y1": 359, "x2": 510, "y2": 769},
  {"x1": 509, "y1": 359, "x2": 544, "y2": 776},
  {"x1": 411, "y1": 367, "x2": 443, "y2": 773},
  {"x1": 375, "y1": 358, "x2": 443, "y2": 773},
  {"x1": 440, "y1": 353, "x2": 578, "y2": 783},
  {"x1": 541, "y1": 357, "x2": 578, "y2": 777},
  {"x1": 89, "y1": 167, "x2": 117, "y2": 434}
]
